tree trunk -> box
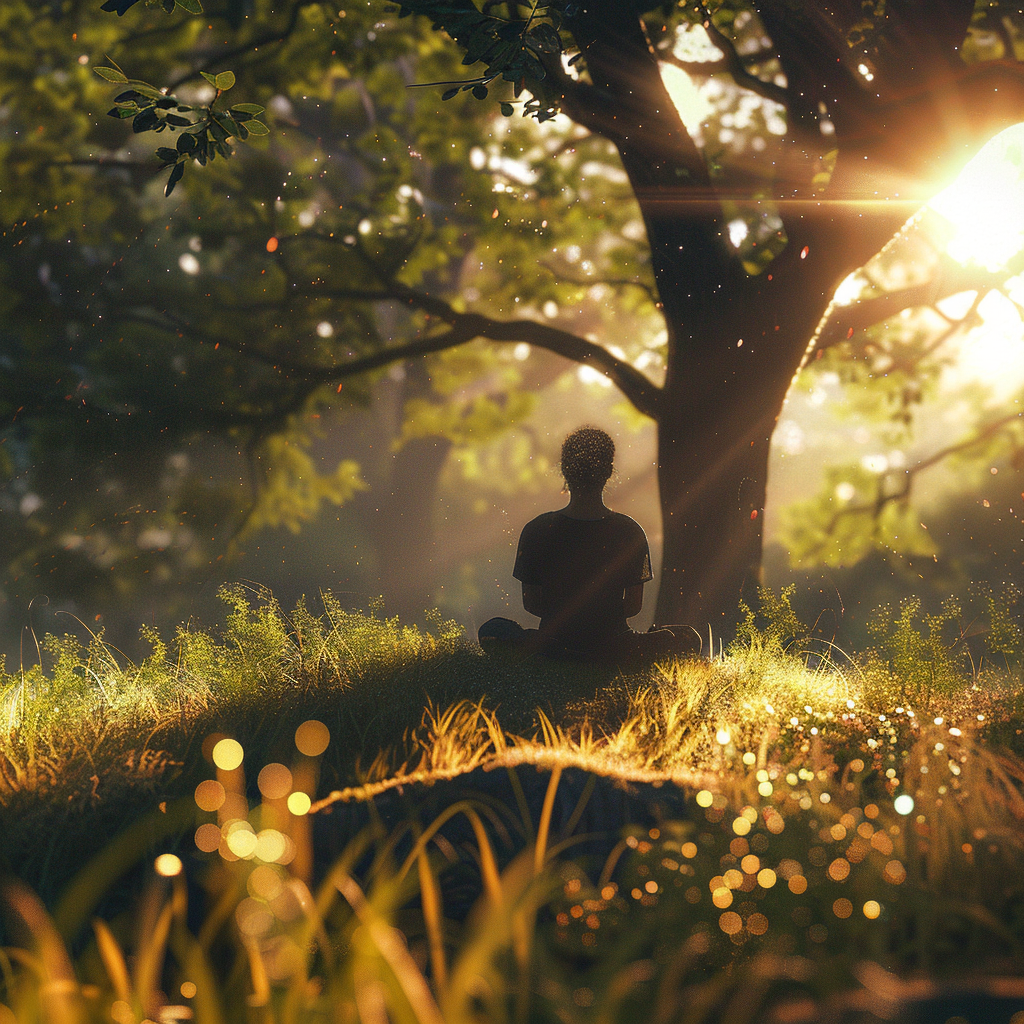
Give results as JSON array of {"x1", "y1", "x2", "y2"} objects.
[{"x1": 576, "y1": 2, "x2": 919, "y2": 628}]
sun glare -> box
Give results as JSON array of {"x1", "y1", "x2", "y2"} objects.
[{"x1": 929, "y1": 122, "x2": 1024, "y2": 272}]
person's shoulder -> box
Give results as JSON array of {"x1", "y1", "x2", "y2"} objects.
[
  {"x1": 523, "y1": 510, "x2": 563, "y2": 526},
  {"x1": 519, "y1": 510, "x2": 564, "y2": 536},
  {"x1": 610, "y1": 511, "x2": 647, "y2": 534}
]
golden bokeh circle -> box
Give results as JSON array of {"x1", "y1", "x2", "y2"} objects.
[
  {"x1": 295, "y1": 720, "x2": 330, "y2": 757},
  {"x1": 212, "y1": 738, "x2": 244, "y2": 771}
]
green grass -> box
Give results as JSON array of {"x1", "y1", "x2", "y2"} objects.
[{"x1": 1, "y1": 584, "x2": 1024, "y2": 1022}]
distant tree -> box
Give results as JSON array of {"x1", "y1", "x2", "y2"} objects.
[{"x1": 5, "y1": 0, "x2": 1024, "y2": 629}]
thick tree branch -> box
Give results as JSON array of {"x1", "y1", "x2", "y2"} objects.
[
  {"x1": 126, "y1": 284, "x2": 665, "y2": 419},
  {"x1": 304, "y1": 283, "x2": 665, "y2": 418},
  {"x1": 812, "y1": 261, "x2": 1010, "y2": 354}
]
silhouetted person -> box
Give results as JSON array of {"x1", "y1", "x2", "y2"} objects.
[{"x1": 479, "y1": 427, "x2": 699, "y2": 663}]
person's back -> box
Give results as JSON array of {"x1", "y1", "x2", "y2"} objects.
[
  {"x1": 478, "y1": 426, "x2": 700, "y2": 663},
  {"x1": 513, "y1": 509, "x2": 651, "y2": 655}
]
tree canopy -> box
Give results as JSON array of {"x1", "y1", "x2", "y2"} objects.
[{"x1": 2, "y1": 0, "x2": 1023, "y2": 641}]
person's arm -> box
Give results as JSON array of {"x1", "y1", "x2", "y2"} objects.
[
  {"x1": 623, "y1": 582, "x2": 644, "y2": 619},
  {"x1": 522, "y1": 583, "x2": 544, "y2": 617}
]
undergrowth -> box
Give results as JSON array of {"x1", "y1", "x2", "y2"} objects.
[{"x1": 1, "y1": 584, "x2": 1023, "y2": 1021}]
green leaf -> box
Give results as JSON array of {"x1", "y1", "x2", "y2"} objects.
[
  {"x1": 94, "y1": 66, "x2": 129, "y2": 84},
  {"x1": 528, "y1": 23, "x2": 562, "y2": 54},
  {"x1": 132, "y1": 107, "x2": 160, "y2": 133},
  {"x1": 214, "y1": 113, "x2": 241, "y2": 137},
  {"x1": 165, "y1": 160, "x2": 185, "y2": 197},
  {"x1": 156, "y1": 147, "x2": 179, "y2": 163},
  {"x1": 175, "y1": 0, "x2": 203, "y2": 12},
  {"x1": 126, "y1": 80, "x2": 165, "y2": 99},
  {"x1": 441, "y1": 86, "x2": 460, "y2": 101},
  {"x1": 471, "y1": 84, "x2": 488, "y2": 100},
  {"x1": 200, "y1": 71, "x2": 219, "y2": 86},
  {"x1": 500, "y1": 102, "x2": 514, "y2": 116},
  {"x1": 230, "y1": 103, "x2": 265, "y2": 115},
  {"x1": 241, "y1": 118, "x2": 269, "y2": 136},
  {"x1": 214, "y1": 71, "x2": 236, "y2": 91}
]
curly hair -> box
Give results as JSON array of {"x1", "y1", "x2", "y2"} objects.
[{"x1": 560, "y1": 426, "x2": 615, "y2": 490}]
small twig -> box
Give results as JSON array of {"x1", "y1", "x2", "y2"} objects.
[
  {"x1": 538, "y1": 259, "x2": 658, "y2": 304},
  {"x1": 691, "y1": 2, "x2": 789, "y2": 106}
]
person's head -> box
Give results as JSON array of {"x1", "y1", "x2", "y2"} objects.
[{"x1": 560, "y1": 427, "x2": 614, "y2": 493}]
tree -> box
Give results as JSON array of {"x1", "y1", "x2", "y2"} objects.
[
  {"x1": 364, "y1": 0, "x2": 1024, "y2": 628},
  {"x1": 0, "y1": 0, "x2": 655, "y2": 625},
  {"x1": 6, "y1": 0, "x2": 1024, "y2": 631}
]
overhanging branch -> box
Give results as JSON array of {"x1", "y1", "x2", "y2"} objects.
[
  {"x1": 810, "y1": 261, "x2": 1010, "y2": 355},
  {"x1": 307, "y1": 283, "x2": 665, "y2": 419}
]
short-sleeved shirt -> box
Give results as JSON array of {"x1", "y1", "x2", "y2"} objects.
[{"x1": 513, "y1": 510, "x2": 653, "y2": 650}]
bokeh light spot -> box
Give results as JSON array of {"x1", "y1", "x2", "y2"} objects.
[
  {"x1": 212, "y1": 738, "x2": 244, "y2": 771},
  {"x1": 287, "y1": 791, "x2": 312, "y2": 816},
  {"x1": 295, "y1": 720, "x2": 330, "y2": 756},
  {"x1": 255, "y1": 829, "x2": 288, "y2": 863},
  {"x1": 154, "y1": 853, "x2": 183, "y2": 877},
  {"x1": 195, "y1": 779, "x2": 226, "y2": 812},
  {"x1": 894, "y1": 794, "x2": 915, "y2": 815},
  {"x1": 883, "y1": 860, "x2": 907, "y2": 885},
  {"x1": 236, "y1": 897, "x2": 274, "y2": 937},
  {"x1": 827, "y1": 858, "x2": 851, "y2": 882},
  {"x1": 863, "y1": 900, "x2": 882, "y2": 919},
  {"x1": 225, "y1": 825, "x2": 258, "y2": 859},
  {"x1": 719, "y1": 911, "x2": 742, "y2": 935},
  {"x1": 746, "y1": 912, "x2": 769, "y2": 935},
  {"x1": 258, "y1": 763, "x2": 293, "y2": 800},
  {"x1": 248, "y1": 863, "x2": 285, "y2": 901},
  {"x1": 195, "y1": 823, "x2": 222, "y2": 853},
  {"x1": 833, "y1": 897, "x2": 853, "y2": 919}
]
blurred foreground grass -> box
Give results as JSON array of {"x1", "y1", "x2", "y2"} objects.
[{"x1": 1, "y1": 584, "x2": 1024, "y2": 1022}]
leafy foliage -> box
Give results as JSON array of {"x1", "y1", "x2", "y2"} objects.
[
  {"x1": 96, "y1": 60, "x2": 268, "y2": 195},
  {"x1": 390, "y1": 0, "x2": 578, "y2": 121}
]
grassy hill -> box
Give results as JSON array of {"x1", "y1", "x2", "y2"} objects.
[{"x1": 1, "y1": 585, "x2": 1023, "y2": 1022}]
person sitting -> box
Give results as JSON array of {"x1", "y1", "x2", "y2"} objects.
[{"x1": 478, "y1": 426, "x2": 699, "y2": 663}]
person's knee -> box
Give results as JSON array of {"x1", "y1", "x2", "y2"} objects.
[
  {"x1": 478, "y1": 616, "x2": 525, "y2": 642},
  {"x1": 478, "y1": 617, "x2": 540, "y2": 655}
]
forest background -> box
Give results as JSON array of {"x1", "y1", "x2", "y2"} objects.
[{"x1": 1, "y1": 0, "x2": 1023, "y2": 663}]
